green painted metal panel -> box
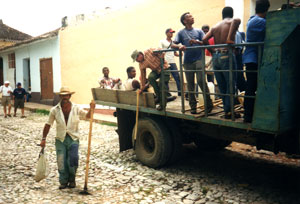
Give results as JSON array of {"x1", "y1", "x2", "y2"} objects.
[
  {"x1": 252, "y1": 47, "x2": 281, "y2": 131},
  {"x1": 265, "y1": 8, "x2": 300, "y2": 46},
  {"x1": 253, "y1": 8, "x2": 300, "y2": 133}
]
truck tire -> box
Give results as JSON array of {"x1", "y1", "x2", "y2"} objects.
[
  {"x1": 133, "y1": 117, "x2": 172, "y2": 168},
  {"x1": 194, "y1": 137, "x2": 231, "y2": 151}
]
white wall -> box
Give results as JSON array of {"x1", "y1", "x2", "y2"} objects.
[
  {"x1": 0, "y1": 55, "x2": 15, "y2": 88},
  {"x1": 226, "y1": 0, "x2": 244, "y2": 31},
  {"x1": 0, "y1": 36, "x2": 61, "y2": 93}
]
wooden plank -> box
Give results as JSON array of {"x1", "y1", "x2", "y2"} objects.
[
  {"x1": 92, "y1": 88, "x2": 118, "y2": 103},
  {"x1": 92, "y1": 88, "x2": 155, "y2": 108}
]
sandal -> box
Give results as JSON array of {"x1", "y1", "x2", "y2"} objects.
[{"x1": 21, "y1": 116, "x2": 26, "y2": 118}]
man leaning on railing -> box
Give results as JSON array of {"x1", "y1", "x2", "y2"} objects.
[{"x1": 203, "y1": 6, "x2": 241, "y2": 119}]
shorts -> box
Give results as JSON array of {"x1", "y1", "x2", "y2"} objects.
[
  {"x1": 1, "y1": 96, "x2": 11, "y2": 106},
  {"x1": 14, "y1": 98, "x2": 25, "y2": 109}
]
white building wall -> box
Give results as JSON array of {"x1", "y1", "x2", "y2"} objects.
[
  {"x1": 0, "y1": 55, "x2": 15, "y2": 89},
  {"x1": 225, "y1": 0, "x2": 244, "y2": 31},
  {"x1": 0, "y1": 36, "x2": 61, "y2": 93}
]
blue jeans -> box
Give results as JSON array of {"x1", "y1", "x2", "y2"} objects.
[
  {"x1": 212, "y1": 52, "x2": 237, "y2": 113},
  {"x1": 169, "y1": 63, "x2": 181, "y2": 94},
  {"x1": 55, "y1": 134, "x2": 79, "y2": 185}
]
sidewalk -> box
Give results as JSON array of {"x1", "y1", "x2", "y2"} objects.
[{"x1": 24, "y1": 102, "x2": 117, "y2": 125}]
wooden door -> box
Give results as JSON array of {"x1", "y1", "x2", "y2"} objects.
[{"x1": 40, "y1": 58, "x2": 53, "y2": 99}]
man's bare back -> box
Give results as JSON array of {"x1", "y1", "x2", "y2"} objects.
[{"x1": 203, "y1": 18, "x2": 241, "y2": 47}]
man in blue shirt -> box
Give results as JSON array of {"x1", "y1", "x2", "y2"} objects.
[
  {"x1": 12, "y1": 82, "x2": 27, "y2": 118},
  {"x1": 173, "y1": 12, "x2": 213, "y2": 114},
  {"x1": 243, "y1": 0, "x2": 270, "y2": 123}
]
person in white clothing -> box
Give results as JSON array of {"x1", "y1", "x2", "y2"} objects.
[
  {"x1": 0, "y1": 81, "x2": 13, "y2": 118},
  {"x1": 160, "y1": 28, "x2": 182, "y2": 96},
  {"x1": 124, "y1": 67, "x2": 141, "y2": 91}
]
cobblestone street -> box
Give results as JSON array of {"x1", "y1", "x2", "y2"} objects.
[{"x1": 0, "y1": 111, "x2": 300, "y2": 204}]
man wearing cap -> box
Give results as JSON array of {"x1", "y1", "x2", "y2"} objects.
[
  {"x1": 12, "y1": 82, "x2": 27, "y2": 118},
  {"x1": 40, "y1": 86, "x2": 95, "y2": 189},
  {"x1": 173, "y1": 12, "x2": 214, "y2": 114},
  {"x1": 131, "y1": 48, "x2": 173, "y2": 111},
  {"x1": 0, "y1": 81, "x2": 13, "y2": 118},
  {"x1": 160, "y1": 28, "x2": 181, "y2": 96}
]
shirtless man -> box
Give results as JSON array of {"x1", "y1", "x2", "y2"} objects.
[{"x1": 203, "y1": 6, "x2": 241, "y2": 119}]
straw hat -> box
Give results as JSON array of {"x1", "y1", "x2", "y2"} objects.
[{"x1": 58, "y1": 86, "x2": 75, "y2": 95}]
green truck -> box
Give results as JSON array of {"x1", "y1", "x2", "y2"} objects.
[{"x1": 92, "y1": 8, "x2": 300, "y2": 168}]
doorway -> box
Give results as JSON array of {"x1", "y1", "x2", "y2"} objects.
[
  {"x1": 23, "y1": 58, "x2": 31, "y2": 91},
  {"x1": 40, "y1": 58, "x2": 53, "y2": 100}
]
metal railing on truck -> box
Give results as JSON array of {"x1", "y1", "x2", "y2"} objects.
[{"x1": 154, "y1": 42, "x2": 264, "y2": 121}]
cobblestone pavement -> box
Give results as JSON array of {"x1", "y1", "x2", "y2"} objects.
[{"x1": 0, "y1": 111, "x2": 300, "y2": 204}]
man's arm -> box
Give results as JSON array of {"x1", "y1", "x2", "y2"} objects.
[
  {"x1": 40, "y1": 124, "x2": 50, "y2": 147},
  {"x1": 40, "y1": 109, "x2": 55, "y2": 147},
  {"x1": 140, "y1": 66, "x2": 147, "y2": 91},
  {"x1": 226, "y1": 18, "x2": 241, "y2": 44},
  {"x1": 203, "y1": 29, "x2": 214, "y2": 53}
]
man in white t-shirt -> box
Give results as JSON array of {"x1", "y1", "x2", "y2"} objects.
[
  {"x1": 124, "y1": 66, "x2": 141, "y2": 91},
  {"x1": 160, "y1": 28, "x2": 182, "y2": 96},
  {"x1": 0, "y1": 81, "x2": 13, "y2": 118}
]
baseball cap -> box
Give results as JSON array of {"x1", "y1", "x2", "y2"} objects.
[
  {"x1": 17, "y1": 82, "x2": 21, "y2": 86},
  {"x1": 165, "y1": 28, "x2": 175, "y2": 34},
  {"x1": 4, "y1": 81, "x2": 10, "y2": 84}
]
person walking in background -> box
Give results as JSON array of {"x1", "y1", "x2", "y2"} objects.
[
  {"x1": 12, "y1": 82, "x2": 27, "y2": 118},
  {"x1": 160, "y1": 28, "x2": 182, "y2": 96},
  {"x1": 0, "y1": 81, "x2": 13, "y2": 118},
  {"x1": 243, "y1": 0, "x2": 270, "y2": 123}
]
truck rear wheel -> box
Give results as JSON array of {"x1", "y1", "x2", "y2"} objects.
[
  {"x1": 194, "y1": 137, "x2": 231, "y2": 151},
  {"x1": 133, "y1": 117, "x2": 172, "y2": 168}
]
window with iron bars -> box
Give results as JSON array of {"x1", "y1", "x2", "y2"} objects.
[{"x1": 8, "y1": 53, "x2": 15, "y2": 68}]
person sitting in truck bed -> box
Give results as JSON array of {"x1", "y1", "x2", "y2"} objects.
[
  {"x1": 98, "y1": 67, "x2": 122, "y2": 89},
  {"x1": 131, "y1": 49, "x2": 176, "y2": 111},
  {"x1": 124, "y1": 66, "x2": 141, "y2": 91}
]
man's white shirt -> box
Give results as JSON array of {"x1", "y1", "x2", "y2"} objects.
[
  {"x1": 160, "y1": 39, "x2": 176, "y2": 64},
  {"x1": 0, "y1": 86, "x2": 13, "y2": 96}
]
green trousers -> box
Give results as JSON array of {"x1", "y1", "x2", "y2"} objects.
[
  {"x1": 184, "y1": 60, "x2": 213, "y2": 111},
  {"x1": 55, "y1": 134, "x2": 79, "y2": 185},
  {"x1": 148, "y1": 68, "x2": 170, "y2": 107}
]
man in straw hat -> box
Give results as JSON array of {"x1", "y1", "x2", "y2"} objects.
[
  {"x1": 0, "y1": 81, "x2": 13, "y2": 118},
  {"x1": 40, "y1": 86, "x2": 95, "y2": 189}
]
